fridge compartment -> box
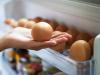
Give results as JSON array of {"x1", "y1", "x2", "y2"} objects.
[
  {"x1": 29, "y1": 49, "x2": 94, "y2": 75},
  {"x1": 3, "y1": 49, "x2": 69, "y2": 75},
  {"x1": 0, "y1": 49, "x2": 94, "y2": 75},
  {"x1": 0, "y1": 51, "x2": 17, "y2": 75},
  {"x1": 1, "y1": 0, "x2": 100, "y2": 75}
]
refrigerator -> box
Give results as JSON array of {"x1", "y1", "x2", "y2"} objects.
[{"x1": 0, "y1": 0, "x2": 100, "y2": 75}]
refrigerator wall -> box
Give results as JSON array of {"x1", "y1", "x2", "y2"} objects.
[{"x1": 5, "y1": 0, "x2": 100, "y2": 34}]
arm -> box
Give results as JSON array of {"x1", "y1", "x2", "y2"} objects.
[
  {"x1": 0, "y1": 37, "x2": 7, "y2": 51},
  {"x1": 0, "y1": 27, "x2": 72, "y2": 51}
]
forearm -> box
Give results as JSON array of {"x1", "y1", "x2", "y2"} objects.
[{"x1": 0, "y1": 36, "x2": 6, "y2": 51}]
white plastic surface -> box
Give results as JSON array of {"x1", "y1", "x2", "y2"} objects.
[
  {"x1": 0, "y1": 52, "x2": 16, "y2": 75},
  {"x1": 94, "y1": 34, "x2": 100, "y2": 75},
  {"x1": 29, "y1": 49, "x2": 94, "y2": 75},
  {"x1": 29, "y1": 49, "x2": 77, "y2": 75}
]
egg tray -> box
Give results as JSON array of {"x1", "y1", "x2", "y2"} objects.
[{"x1": 30, "y1": 48, "x2": 95, "y2": 75}]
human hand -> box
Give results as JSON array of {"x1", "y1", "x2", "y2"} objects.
[{"x1": 0, "y1": 27, "x2": 72, "y2": 50}]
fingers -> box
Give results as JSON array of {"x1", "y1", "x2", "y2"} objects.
[
  {"x1": 27, "y1": 35, "x2": 71, "y2": 50},
  {"x1": 51, "y1": 31, "x2": 62, "y2": 38},
  {"x1": 52, "y1": 31, "x2": 72, "y2": 40},
  {"x1": 24, "y1": 40, "x2": 57, "y2": 50},
  {"x1": 51, "y1": 32, "x2": 72, "y2": 43},
  {"x1": 51, "y1": 37, "x2": 68, "y2": 44},
  {"x1": 60, "y1": 32, "x2": 72, "y2": 40}
]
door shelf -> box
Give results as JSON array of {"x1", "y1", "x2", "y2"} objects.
[{"x1": 29, "y1": 48, "x2": 94, "y2": 75}]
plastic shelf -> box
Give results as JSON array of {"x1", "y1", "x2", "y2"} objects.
[
  {"x1": 29, "y1": 48, "x2": 94, "y2": 75},
  {"x1": 0, "y1": 51, "x2": 16, "y2": 75}
]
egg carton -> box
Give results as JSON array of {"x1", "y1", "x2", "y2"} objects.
[{"x1": 29, "y1": 49, "x2": 95, "y2": 75}]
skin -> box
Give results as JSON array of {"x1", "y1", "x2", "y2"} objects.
[{"x1": 0, "y1": 27, "x2": 72, "y2": 51}]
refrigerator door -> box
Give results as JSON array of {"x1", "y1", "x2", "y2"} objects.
[{"x1": 94, "y1": 34, "x2": 100, "y2": 75}]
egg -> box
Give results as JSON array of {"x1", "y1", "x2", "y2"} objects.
[
  {"x1": 18, "y1": 18, "x2": 28, "y2": 27},
  {"x1": 51, "y1": 31, "x2": 62, "y2": 38},
  {"x1": 31, "y1": 22, "x2": 53, "y2": 41},
  {"x1": 88, "y1": 38, "x2": 94, "y2": 49},
  {"x1": 76, "y1": 32, "x2": 92, "y2": 41},
  {"x1": 51, "y1": 20, "x2": 59, "y2": 30},
  {"x1": 88, "y1": 38, "x2": 94, "y2": 56},
  {"x1": 51, "y1": 43, "x2": 66, "y2": 52},
  {"x1": 55, "y1": 24, "x2": 68, "y2": 32},
  {"x1": 51, "y1": 31, "x2": 66, "y2": 52},
  {"x1": 42, "y1": 19, "x2": 59, "y2": 30},
  {"x1": 70, "y1": 40, "x2": 92, "y2": 61},
  {"x1": 11, "y1": 21, "x2": 18, "y2": 28},
  {"x1": 41, "y1": 19, "x2": 51, "y2": 24},
  {"x1": 32, "y1": 17, "x2": 43, "y2": 23},
  {"x1": 66, "y1": 27, "x2": 79, "y2": 49},
  {"x1": 25, "y1": 21, "x2": 36, "y2": 29},
  {"x1": 4, "y1": 18, "x2": 18, "y2": 28},
  {"x1": 4, "y1": 18, "x2": 16, "y2": 25},
  {"x1": 41, "y1": 19, "x2": 55, "y2": 30}
]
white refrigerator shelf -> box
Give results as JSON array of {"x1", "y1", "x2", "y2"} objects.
[
  {"x1": 29, "y1": 48, "x2": 94, "y2": 75},
  {"x1": 0, "y1": 52, "x2": 17, "y2": 75}
]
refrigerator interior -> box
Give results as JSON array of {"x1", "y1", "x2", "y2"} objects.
[{"x1": 0, "y1": 0, "x2": 100, "y2": 75}]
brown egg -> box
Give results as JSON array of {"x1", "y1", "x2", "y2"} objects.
[
  {"x1": 32, "y1": 17, "x2": 43, "y2": 23},
  {"x1": 41, "y1": 19, "x2": 51, "y2": 24},
  {"x1": 51, "y1": 43, "x2": 66, "y2": 52},
  {"x1": 31, "y1": 22, "x2": 53, "y2": 41},
  {"x1": 66, "y1": 27, "x2": 79, "y2": 49},
  {"x1": 41, "y1": 19, "x2": 55, "y2": 30},
  {"x1": 88, "y1": 38, "x2": 94, "y2": 49},
  {"x1": 70, "y1": 40, "x2": 92, "y2": 61},
  {"x1": 51, "y1": 31, "x2": 66, "y2": 52},
  {"x1": 18, "y1": 18, "x2": 28, "y2": 27},
  {"x1": 88, "y1": 38, "x2": 94, "y2": 56},
  {"x1": 51, "y1": 20, "x2": 59, "y2": 30},
  {"x1": 11, "y1": 21, "x2": 18, "y2": 28},
  {"x1": 76, "y1": 32, "x2": 92, "y2": 41},
  {"x1": 4, "y1": 18, "x2": 16, "y2": 25},
  {"x1": 25, "y1": 21, "x2": 36, "y2": 29},
  {"x1": 55, "y1": 24, "x2": 68, "y2": 32},
  {"x1": 51, "y1": 31, "x2": 62, "y2": 38}
]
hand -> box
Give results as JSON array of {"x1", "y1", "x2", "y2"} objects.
[{"x1": 0, "y1": 27, "x2": 72, "y2": 50}]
